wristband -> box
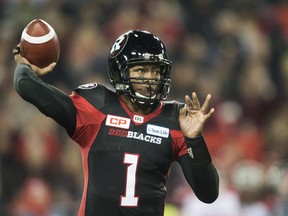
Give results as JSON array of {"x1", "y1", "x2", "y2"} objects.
[{"x1": 184, "y1": 135, "x2": 212, "y2": 166}]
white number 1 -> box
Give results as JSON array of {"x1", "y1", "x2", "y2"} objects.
[{"x1": 120, "y1": 153, "x2": 139, "y2": 207}]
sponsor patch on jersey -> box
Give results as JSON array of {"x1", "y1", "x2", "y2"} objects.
[
  {"x1": 146, "y1": 124, "x2": 169, "y2": 138},
  {"x1": 106, "y1": 114, "x2": 131, "y2": 129},
  {"x1": 108, "y1": 128, "x2": 162, "y2": 144},
  {"x1": 133, "y1": 115, "x2": 144, "y2": 124},
  {"x1": 78, "y1": 83, "x2": 98, "y2": 89}
]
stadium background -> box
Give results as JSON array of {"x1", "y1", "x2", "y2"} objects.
[{"x1": 0, "y1": 0, "x2": 288, "y2": 215}]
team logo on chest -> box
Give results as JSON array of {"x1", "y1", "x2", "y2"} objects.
[
  {"x1": 106, "y1": 114, "x2": 131, "y2": 129},
  {"x1": 106, "y1": 116, "x2": 169, "y2": 144}
]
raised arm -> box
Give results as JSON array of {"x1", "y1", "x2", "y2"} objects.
[
  {"x1": 177, "y1": 92, "x2": 219, "y2": 203},
  {"x1": 13, "y1": 46, "x2": 76, "y2": 135},
  {"x1": 177, "y1": 136, "x2": 219, "y2": 203}
]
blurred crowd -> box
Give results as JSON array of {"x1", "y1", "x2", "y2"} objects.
[{"x1": 0, "y1": 0, "x2": 288, "y2": 215}]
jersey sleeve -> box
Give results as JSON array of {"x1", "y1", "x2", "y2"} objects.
[
  {"x1": 170, "y1": 129, "x2": 213, "y2": 168},
  {"x1": 14, "y1": 63, "x2": 76, "y2": 135},
  {"x1": 170, "y1": 129, "x2": 219, "y2": 203},
  {"x1": 68, "y1": 85, "x2": 107, "y2": 147}
]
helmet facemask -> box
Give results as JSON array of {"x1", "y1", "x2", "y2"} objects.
[{"x1": 127, "y1": 63, "x2": 171, "y2": 106}]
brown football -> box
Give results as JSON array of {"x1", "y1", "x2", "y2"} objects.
[{"x1": 20, "y1": 19, "x2": 60, "y2": 68}]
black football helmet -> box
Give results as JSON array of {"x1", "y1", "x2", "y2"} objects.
[{"x1": 108, "y1": 30, "x2": 172, "y2": 106}]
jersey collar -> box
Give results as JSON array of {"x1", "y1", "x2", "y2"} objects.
[{"x1": 118, "y1": 95, "x2": 164, "y2": 125}]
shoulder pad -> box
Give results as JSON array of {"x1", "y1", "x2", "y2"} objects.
[
  {"x1": 162, "y1": 100, "x2": 184, "y2": 115},
  {"x1": 73, "y1": 83, "x2": 116, "y2": 110}
]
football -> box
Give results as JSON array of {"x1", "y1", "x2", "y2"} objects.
[{"x1": 20, "y1": 19, "x2": 60, "y2": 68}]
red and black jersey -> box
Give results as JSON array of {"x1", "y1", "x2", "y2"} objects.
[
  {"x1": 70, "y1": 83, "x2": 189, "y2": 215},
  {"x1": 14, "y1": 64, "x2": 219, "y2": 216}
]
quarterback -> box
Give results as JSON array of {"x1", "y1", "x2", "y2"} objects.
[{"x1": 13, "y1": 30, "x2": 219, "y2": 216}]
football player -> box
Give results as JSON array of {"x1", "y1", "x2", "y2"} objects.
[{"x1": 13, "y1": 30, "x2": 219, "y2": 216}]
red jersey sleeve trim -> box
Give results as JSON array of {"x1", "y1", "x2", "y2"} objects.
[
  {"x1": 69, "y1": 92, "x2": 107, "y2": 215},
  {"x1": 170, "y1": 129, "x2": 188, "y2": 160},
  {"x1": 69, "y1": 91, "x2": 106, "y2": 147}
]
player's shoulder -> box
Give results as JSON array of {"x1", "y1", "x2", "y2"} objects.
[
  {"x1": 163, "y1": 100, "x2": 184, "y2": 113},
  {"x1": 74, "y1": 82, "x2": 114, "y2": 96},
  {"x1": 157, "y1": 100, "x2": 184, "y2": 129},
  {"x1": 73, "y1": 82, "x2": 117, "y2": 109},
  {"x1": 75, "y1": 82, "x2": 112, "y2": 92}
]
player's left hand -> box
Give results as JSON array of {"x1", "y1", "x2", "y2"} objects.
[{"x1": 179, "y1": 92, "x2": 215, "y2": 138}]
